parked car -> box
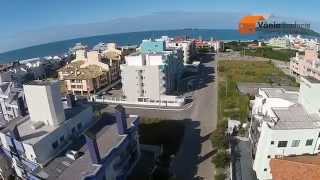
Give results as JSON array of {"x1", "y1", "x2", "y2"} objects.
[{"x1": 66, "y1": 150, "x2": 81, "y2": 160}]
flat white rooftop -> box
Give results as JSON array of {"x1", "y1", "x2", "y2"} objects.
[
  {"x1": 261, "y1": 88, "x2": 299, "y2": 103},
  {"x1": 271, "y1": 104, "x2": 320, "y2": 130},
  {"x1": 0, "y1": 103, "x2": 90, "y2": 145}
]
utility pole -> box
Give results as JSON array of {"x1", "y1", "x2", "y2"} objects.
[{"x1": 225, "y1": 79, "x2": 228, "y2": 97}]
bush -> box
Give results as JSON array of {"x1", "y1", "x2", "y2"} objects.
[
  {"x1": 212, "y1": 150, "x2": 230, "y2": 168},
  {"x1": 215, "y1": 173, "x2": 227, "y2": 180},
  {"x1": 210, "y1": 127, "x2": 228, "y2": 149},
  {"x1": 218, "y1": 65, "x2": 225, "y2": 72}
]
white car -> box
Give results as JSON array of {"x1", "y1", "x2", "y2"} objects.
[{"x1": 65, "y1": 150, "x2": 81, "y2": 160}]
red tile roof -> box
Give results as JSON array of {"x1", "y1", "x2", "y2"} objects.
[{"x1": 270, "y1": 154, "x2": 320, "y2": 180}]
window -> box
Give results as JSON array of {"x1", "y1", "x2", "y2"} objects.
[
  {"x1": 60, "y1": 135, "x2": 65, "y2": 142},
  {"x1": 306, "y1": 139, "x2": 313, "y2": 146},
  {"x1": 52, "y1": 141, "x2": 59, "y2": 149},
  {"x1": 291, "y1": 140, "x2": 300, "y2": 147},
  {"x1": 77, "y1": 123, "x2": 82, "y2": 130},
  {"x1": 278, "y1": 141, "x2": 288, "y2": 147},
  {"x1": 271, "y1": 141, "x2": 274, "y2": 145},
  {"x1": 72, "y1": 127, "x2": 76, "y2": 134}
]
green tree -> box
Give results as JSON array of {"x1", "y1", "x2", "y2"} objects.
[
  {"x1": 210, "y1": 127, "x2": 228, "y2": 149},
  {"x1": 211, "y1": 150, "x2": 230, "y2": 168},
  {"x1": 215, "y1": 173, "x2": 227, "y2": 180}
]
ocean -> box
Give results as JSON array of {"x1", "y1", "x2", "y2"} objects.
[{"x1": 0, "y1": 29, "x2": 273, "y2": 63}]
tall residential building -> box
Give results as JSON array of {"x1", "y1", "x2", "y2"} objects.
[
  {"x1": 120, "y1": 39, "x2": 184, "y2": 106},
  {"x1": 53, "y1": 105, "x2": 140, "y2": 180},
  {"x1": 0, "y1": 80, "x2": 93, "y2": 178},
  {"x1": 165, "y1": 37, "x2": 196, "y2": 64},
  {"x1": 249, "y1": 76, "x2": 320, "y2": 180},
  {"x1": 58, "y1": 48, "x2": 122, "y2": 95},
  {"x1": 290, "y1": 49, "x2": 320, "y2": 80},
  {"x1": 0, "y1": 80, "x2": 140, "y2": 180}
]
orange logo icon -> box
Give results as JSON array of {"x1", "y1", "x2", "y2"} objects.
[{"x1": 239, "y1": 15, "x2": 265, "y2": 34}]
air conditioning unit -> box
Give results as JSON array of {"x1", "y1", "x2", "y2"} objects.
[{"x1": 32, "y1": 121, "x2": 45, "y2": 130}]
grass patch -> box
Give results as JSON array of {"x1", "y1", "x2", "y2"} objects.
[
  {"x1": 241, "y1": 47, "x2": 297, "y2": 61},
  {"x1": 218, "y1": 60, "x2": 297, "y2": 124},
  {"x1": 224, "y1": 41, "x2": 252, "y2": 51},
  {"x1": 215, "y1": 173, "x2": 227, "y2": 180}
]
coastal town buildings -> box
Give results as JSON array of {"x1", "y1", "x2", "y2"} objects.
[
  {"x1": 0, "y1": 80, "x2": 141, "y2": 180},
  {"x1": 69, "y1": 43, "x2": 88, "y2": 55},
  {"x1": 58, "y1": 45, "x2": 124, "y2": 95},
  {"x1": 93, "y1": 43, "x2": 123, "y2": 60},
  {"x1": 120, "y1": 39, "x2": 185, "y2": 106},
  {"x1": 266, "y1": 35, "x2": 320, "y2": 51},
  {"x1": 0, "y1": 82, "x2": 27, "y2": 122},
  {"x1": 290, "y1": 49, "x2": 320, "y2": 80},
  {"x1": 206, "y1": 39, "x2": 224, "y2": 52},
  {"x1": 193, "y1": 38, "x2": 224, "y2": 52},
  {"x1": 0, "y1": 56, "x2": 66, "y2": 88},
  {"x1": 0, "y1": 80, "x2": 93, "y2": 178},
  {"x1": 249, "y1": 76, "x2": 320, "y2": 180},
  {"x1": 267, "y1": 37, "x2": 291, "y2": 48}
]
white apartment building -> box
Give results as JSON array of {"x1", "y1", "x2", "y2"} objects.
[
  {"x1": 0, "y1": 80, "x2": 93, "y2": 178},
  {"x1": 207, "y1": 39, "x2": 224, "y2": 52},
  {"x1": 120, "y1": 49, "x2": 184, "y2": 106},
  {"x1": 166, "y1": 41, "x2": 195, "y2": 64},
  {"x1": 250, "y1": 76, "x2": 320, "y2": 180},
  {"x1": 159, "y1": 36, "x2": 196, "y2": 64}
]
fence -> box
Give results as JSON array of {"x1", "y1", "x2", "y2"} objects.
[{"x1": 89, "y1": 95, "x2": 185, "y2": 107}]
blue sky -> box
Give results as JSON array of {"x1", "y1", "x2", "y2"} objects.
[{"x1": 0, "y1": 0, "x2": 320, "y2": 52}]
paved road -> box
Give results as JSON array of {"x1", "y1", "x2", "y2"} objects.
[{"x1": 173, "y1": 53, "x2": 218, "y2": 180}]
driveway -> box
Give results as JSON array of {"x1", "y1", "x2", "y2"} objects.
[{"x1": 231, "y1": 138, "x2": 257, "y2": 180}]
